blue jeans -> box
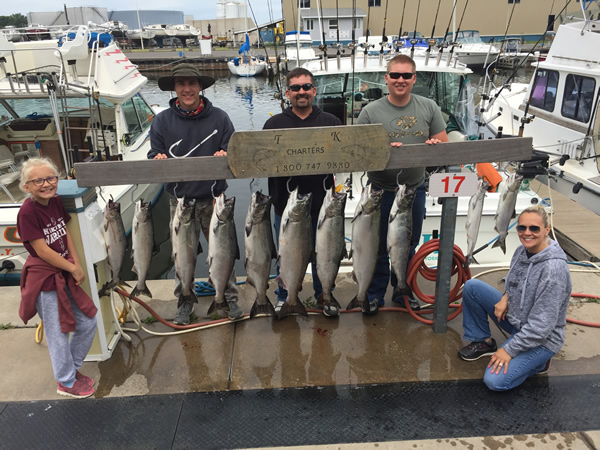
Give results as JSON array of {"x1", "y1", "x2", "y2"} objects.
[
  {"x1": 273, "y1": 212, "x2": 322, "y2": 302},
  {"x1": 462, "y1": 279, "x2": 555, "y2": 391},
  {"x1": 367, "y1": 183, "x2": 426, "y2": 300}
]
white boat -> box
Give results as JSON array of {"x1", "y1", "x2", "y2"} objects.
[
  {"x1": 479, "y1": 12, "x2": 600, "y2": 215},
  {"x1": 126, "y1": 28, "x2": 156, "y2": 47},
  {"x1": 305, "y1": 51, "x2": 541, "y2": 268},
  {"x1": 450, "y1": 30, "x2": 499, "y2": 69},
  {"x1": 281, "y1": 31, "x2": 319, "y2": 71},
  {"x1": 0, "y1": 25, "x2": 162, "y2": 284},
  {"x1": 228, "y1": 34, "x2": 267, "y2": 77}
]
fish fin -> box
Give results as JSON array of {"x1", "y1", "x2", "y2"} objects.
[
  {"x1": 348, "y1": 248, "x2": 353, "y2": 260},
  {"x1": 281, "y1": 216, "x2": 289, "y2": 233},
  {"x1": 197, "y1": 241, "x2": 203, "y2": 254},
  {"x1": 246, "y1": 275, "x2": 256, "y2": 288},
  {"x1": 235, "y1": 242, "x2": 240, "y2": 260},
  {"x1": 323, "y1": 292, "x2": 342, "y2": 309},
  {"x1": 250, "y1": 296, "x2": 275, "y2": 319},
  {"x1": 132, "y1": 263, "x2": 138, "y2": 276},
  {"x1": 277, "y1": 300, "x2": 308, "y2": 319},
  {"x1": 392, "y1": 285, "x2": 412, "y2": 300},
  {"x1": 245, "y1": 221, "x2": 253, "y2": 237},
  {"x1": 388, "y1": 211, "x2": 398, "y2": 223},
  {"x1": 130, "y1": 283, "x2": 152, "y2": 299},
  {"x1": 270, "y1": 241, "x2": 277, "y2": 260},
  {"x1": 350, "y1": 210, "x2": 362, "y2": 224},
  {"x1": 317, "y1": 215, "x2": 325, "y2": 230},
  {"x1": 346, "y1": 295, "x2": 362, "y2": 311}
]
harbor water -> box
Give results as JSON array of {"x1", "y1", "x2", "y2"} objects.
[{"x1": 126, "y1": 65, "x2": 535, "y2": 282}]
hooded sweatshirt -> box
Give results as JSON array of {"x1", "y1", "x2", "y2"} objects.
[
  {"x1": 263, "y1": 105, "x2": 342, "y2": 217},
  {"x1": 503, "y1": 240, "x2": 572, "y2": 357},
  {"x1": 149, "y1": 96, "x2": 234, "y2": 200}
]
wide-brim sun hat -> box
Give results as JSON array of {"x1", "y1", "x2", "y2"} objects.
[{"x1": 157, "y1": 63, "x2": 216, "y2": 91}]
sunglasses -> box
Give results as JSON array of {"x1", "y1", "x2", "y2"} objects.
[
  {"x1": 387, "y1": 72, "x2": 415, "y2": 80},
  {"x1": 516, "y1": 225, "x2": 542, "y2": 233},
  {"x1": 288, "y1": 83, "x2": 314, "y2": 92},
  {"x1": 26, "y1": 176, "x2": 59, "y2": 187}
]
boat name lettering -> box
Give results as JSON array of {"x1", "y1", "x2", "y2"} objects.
[{"x1": 286, "y1": 147, "x2": 325, "y2": 156}]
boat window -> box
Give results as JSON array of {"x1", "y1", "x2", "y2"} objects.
[
  {"x1": 561, "y1": 74, "x2": 596, "y2": 123},
  {"x1": 529, "y1": 69, "x2": 559, "y2": 112},
  {"x1": 122, "y1": 93, "x2": 155, "y2": 142},
  {"x1": 329, "y1": 20, "x2": 338, "y2": 30},
  {"x1": 0, "y1": 102, "x2": 16, "y2": 126}
]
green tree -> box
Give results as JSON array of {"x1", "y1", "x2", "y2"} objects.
[{"x1": 0, "y1": 13, "x2": 28, "y2": 28}]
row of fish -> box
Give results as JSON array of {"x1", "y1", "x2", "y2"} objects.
[
  {"x1": 99, "y1": 171, "x2": 523, "y2": 320},
  {"x1": 464, "y1": 172, "x2": 524, "y2": 267}
]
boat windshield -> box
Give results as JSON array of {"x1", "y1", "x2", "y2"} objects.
[
  {"x1": 455, "y1": 31, "x2": 484, "y2": 44},
  {"x1": 313, "y1": 70, "x2": 476, "y2": 135}
]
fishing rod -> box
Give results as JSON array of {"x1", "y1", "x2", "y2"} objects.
[
  {"x1": 379, "y1": 0, "x2": 390, "y2": 66},
  {"x1": 436, "y1": 0, "x2": 458, "y2": 66},
  {"x1": 425, "y1": 0, "x2": 442, "y2": 65},
  {"x1": 447, "y1": 0, "x2": 470, "y2": 67},
  {"x1": 410, "y1": 0, "x2": 422, "y2": 60},
  {"x1": 485, "y1": 0, "x2": 573, "y2": 113},
  {"x1": 317, "y1": 0, "x2": 328, "y2": 71},
  {"x1": 335, "y1": 0, "x2": 343, "y2": 70},
  {"x1": 350, "y1": 0, "x2": 357, "y2": 125},
  {"x1": 396, "y1": 0, "x2": 407, "y2": 51},
  {"x1": 268, "y1": 0, "x2": 285, "y2": 111},
  {"x1": 361, "y1": 3, "x2": 372, "y2": 67}
]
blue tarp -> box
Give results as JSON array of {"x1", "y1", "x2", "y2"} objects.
[{"x1": 238, "y1": 34, "x2": 250, "y2": 54}]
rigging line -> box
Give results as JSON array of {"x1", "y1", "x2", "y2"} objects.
[
  {"x1": 247, "y1": 0, "x2": 272, "y2": 71},
  {"x1": 487, "y1": 0, "x2": 573, "y2": 109}
]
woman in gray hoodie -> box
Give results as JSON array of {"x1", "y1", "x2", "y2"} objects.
[{"x1": 458, "y1": 205, "x2": 572, "y2": 391}]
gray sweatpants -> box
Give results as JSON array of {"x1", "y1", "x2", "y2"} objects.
[{"x1": 36, "y1": 288, "x2": 97, "y2": 385}]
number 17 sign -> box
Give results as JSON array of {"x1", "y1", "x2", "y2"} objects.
[{"x1": 428, "y1": 172, "x2": 479, "y2": 198}]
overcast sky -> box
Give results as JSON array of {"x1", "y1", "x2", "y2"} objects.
[{"x1": 3, "y1": 1, "x2": 283, "y2": 25}]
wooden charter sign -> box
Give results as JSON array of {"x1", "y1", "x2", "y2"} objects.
[{"x1": 227, "y1": 124, "x2": 391, "y2": 178}]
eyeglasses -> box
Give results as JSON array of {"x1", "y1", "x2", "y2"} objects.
[
  {"x1": 387, "y1": 72, "x2": 415, "y2": 80},
  {"x1": 288, "y1": 83, "x2": 314, "y2": 92},
  {"x1": 26, "y1": 176, "x2": 59, "y2": 187},
  {"x1": 516, "y1": 225, "x2": 541, "y2": 233}
]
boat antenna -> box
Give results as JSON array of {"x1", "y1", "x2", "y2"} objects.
[
  {"x1": 379, "y1": 0, "x2": 390, "y2": 64},
  {"x1": 485, "y1": 0, "x2": 573, "y2": 112},
  {"x1": 410, "y1": 0, "x2": 421, "y2": 60},
  {"x1": 425, "y1": 0, "x2": 442, "y2": 65},
  {"x1": 436, "y1": 0, "x2": 458, "y2": 66},
  {"x1": 447, "y1": 0, "x2": 469, "y2": 66}
]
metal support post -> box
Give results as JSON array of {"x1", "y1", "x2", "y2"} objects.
[{"x1": 433, "y1": 166, "x2": 460, "y2": 333}]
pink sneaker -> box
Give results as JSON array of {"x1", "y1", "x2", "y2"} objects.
[
  {"x1": 76, "y1": 371, "x2": 95, "y2": 386},
  {"x1": 57, "y1": 379, "x2": 95, "y2": 399}
]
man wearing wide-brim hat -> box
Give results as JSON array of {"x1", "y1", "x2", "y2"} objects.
[{"x1": 148, "y1": 62, "x2": 243, "y2": 325}]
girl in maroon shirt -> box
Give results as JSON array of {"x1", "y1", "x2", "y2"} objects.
[{"x1": 18, "y1": 158, "x2": 97, "y2": 399}]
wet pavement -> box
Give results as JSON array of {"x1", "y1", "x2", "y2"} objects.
[{"x1": 1, "y1": 264, "x2": 599, "y2": 448}]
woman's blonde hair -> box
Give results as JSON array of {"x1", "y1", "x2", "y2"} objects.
[
  {"x1": 519, "y1": 204, "x2": 549, "y2": 228},
  {"x1": 19, "y1": 157, "x2": 61, "y2": 193}
]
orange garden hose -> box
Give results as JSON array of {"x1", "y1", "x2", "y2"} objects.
[{"x1": 402, "y1": 238, "x2": 470, "y2": 324}]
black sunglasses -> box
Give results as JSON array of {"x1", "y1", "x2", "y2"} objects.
[
  {"x1": 288, "y1": 83, "x2": 314, "y2": 92},
  {"x1": 387, "y1": 72, "x2": 415, "y2": 80},
  {"x1": 516, "y1": 225, "x2": 542, "y2": 233}
]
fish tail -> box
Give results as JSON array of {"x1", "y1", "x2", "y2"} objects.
[
  {"x1": 392, "y1": 285, "x2": 412, "y2": 301},
  {"x1": 98, "y1": 279, "x2": 118, "y2": 297},
  {"x1": 346, "y1": 295, "x2": 363, "y2": 311},
  {"x1": 492, "y1": 237, "x2": 506, "y2": 254},
  {"x1": 207, "y1": 298, "x2": 228, "y2": 316},
  {"x1": 250, "y1": 295, "x2": 276, "y2": 319},
  {"x1": 130, "y1": 282, "x2": 153, "y2": 299},
  {"x1": 322, "y1": 291, "x2": 341, "y2": 309},
  {"x1": 277, "y1": 300, "x2": 308, "y2": 319}
]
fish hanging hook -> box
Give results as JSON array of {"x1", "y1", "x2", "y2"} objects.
[
  {"x1": 211, "y1": 180, "x2": 218, "y2": 199},
  {"x1": 97, "y1": 187, "x2": 106, "y2": 204},
  {"x1": 286, "y1": 177, "x2": 293, "y2": 194},
  {"x1": 395, "y1": 169, "x2": 403, "y2": 188},
  {"x1": 131, "y1": 184, "x2": 139, "y2": 203},
  {"x1": 360, "y1": 172, "x2": 366, "y2": 189},
  {"x1": 323, "y1": 175, "x2": 329, "y2": 192}
]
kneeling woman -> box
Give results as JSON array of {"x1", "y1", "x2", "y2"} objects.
[{"x1": 458, "y1": 205, "x2": 571, "y2": 391}]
